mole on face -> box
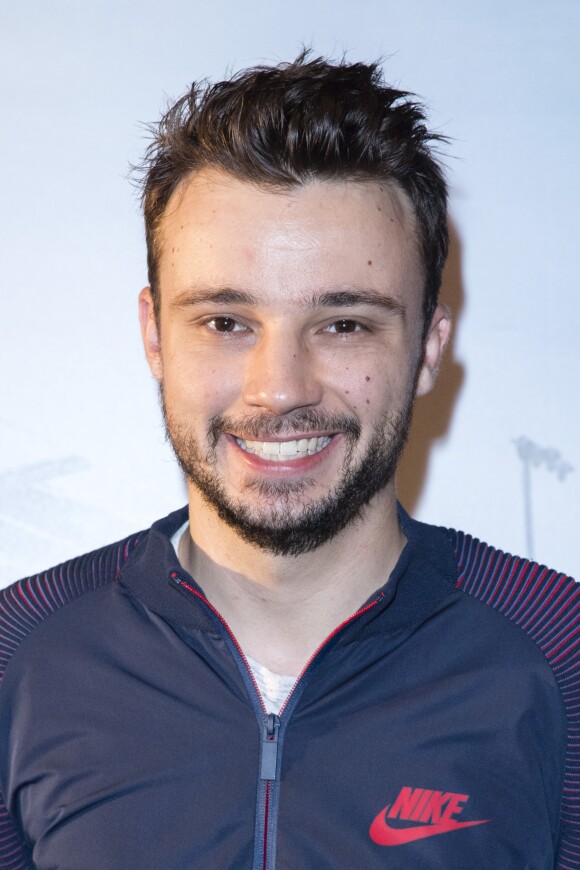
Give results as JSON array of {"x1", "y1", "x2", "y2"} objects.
[
  {"x1": 365, "y1": 376, "x2": 371, "y2": 382},
  {"x1": 367, "y1": 259, "x2": 372, "y2": 266}
]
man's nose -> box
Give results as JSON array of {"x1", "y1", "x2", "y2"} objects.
[{"x1": 242, "y1": 329, "x2": 323, "y2": 415}]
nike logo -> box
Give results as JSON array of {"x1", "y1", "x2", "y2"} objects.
[
  {"x1": 370, "y1": 804, "x2": 490, "y2": 846},
  {"x1": 369, "y1": 786, "x2": 491, "y2": 846}
]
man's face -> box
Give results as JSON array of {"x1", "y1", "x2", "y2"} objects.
[{"x1": 140, "y1": 169, "x2": 449, "y2": 555}]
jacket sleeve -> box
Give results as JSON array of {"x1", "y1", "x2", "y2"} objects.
[
  {"x1": 454, "y1": 531, "x2": 580, "y2": 868},
  {"x1": 0, "y1": 793, "x2": 35, "y2": 869}
]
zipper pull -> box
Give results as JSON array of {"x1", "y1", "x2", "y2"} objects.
[{"x1": 260, "y1": 713, "x2": 280, "y2": 781}]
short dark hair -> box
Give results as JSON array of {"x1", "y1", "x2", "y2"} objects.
[{"x1": 139, "y1": 53, "x2": 449, "y2": 327}]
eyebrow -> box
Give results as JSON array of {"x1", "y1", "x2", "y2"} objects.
[
  {"x1": 312, "y1": 290, "x2": 406, "y2": 318},
  {"x1": 170, "y1": 287, "x2": 256, "y2": 309},
  {"x1": 170, "y1": 286, "x2": 406, "y2": 318}
]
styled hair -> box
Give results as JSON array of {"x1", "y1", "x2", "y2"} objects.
[{"x1": 139, "y1": 53, "x2": 449, "y2": 327}]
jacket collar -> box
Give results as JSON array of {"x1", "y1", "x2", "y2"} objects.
[{"x1": 120, "y1": 504, "x2": 457, "y2": 635}]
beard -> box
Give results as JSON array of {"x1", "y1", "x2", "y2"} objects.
[{"x1": 161, "y1": 391, "x2": 414, "y2": 557}]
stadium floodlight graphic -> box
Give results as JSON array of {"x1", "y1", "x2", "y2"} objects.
[{"x1": 513, "y1": 437, "x2": 574, "y2": 561}]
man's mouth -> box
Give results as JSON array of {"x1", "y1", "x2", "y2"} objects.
[{"x1": 234, "y1": 435, "x2": 332, "y2": 461}]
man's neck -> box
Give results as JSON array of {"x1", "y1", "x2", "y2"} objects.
[{"x1": 180, "y1": 487, "x2": 405, "y2": 676}]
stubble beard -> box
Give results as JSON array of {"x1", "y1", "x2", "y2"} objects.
[{"x1": 161, "y1": 390, "x2": 414, "y2": 557}]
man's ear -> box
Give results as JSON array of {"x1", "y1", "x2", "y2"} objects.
[
  {"x1": 415, "y1": 304, "x2": 452, "y2": 397},
  {"x1": 139, "y1": 287, "x2": 163, "y2": 382}
]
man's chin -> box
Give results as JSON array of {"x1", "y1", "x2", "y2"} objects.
[
  {"x1": 238, "y1": 477, "x2": 322, "y2": 515},
  {"x1": 201, "y1": 497, "x2": 359, "y2": 557},
  {"x1": 190, "y1": 483, "x2": 328, "y2": 551},
  {"x1": 188, "y1": 467, "x2": 380, "y2": 556}
]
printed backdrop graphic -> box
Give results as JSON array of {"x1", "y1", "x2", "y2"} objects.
[{"x1": 1, "y1": 0, "x2": 578, "y2": 584}]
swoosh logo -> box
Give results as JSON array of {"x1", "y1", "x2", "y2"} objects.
[{"x1": 370, "y1": 804, "x2": 491, "y2": 846}]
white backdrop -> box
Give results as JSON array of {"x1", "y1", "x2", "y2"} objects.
[{"x1": 1, "y1": 0, "x2": 578, "y2": 585}]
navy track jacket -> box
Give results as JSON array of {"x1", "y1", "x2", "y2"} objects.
[{"x1": 0, "y1": 506, "x2": 578, "y2": 869}]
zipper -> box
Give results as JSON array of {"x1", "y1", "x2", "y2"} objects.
[
  {"x1": 262, "y1": 781, "x2": 271, "y2": 870},
  {"x1": 170, "y1": 571, "x2": 382, "y2": 869},
  {"x1": 260, "y1": 713, "x2": 281, "y2": 780}
]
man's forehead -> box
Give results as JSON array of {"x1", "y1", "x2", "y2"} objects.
[
  {"x1": 159, "y1": 167, "x2": 417, "y2": 240},
  {"x1": 154, "y1": 168, "x2": 424, "y2": 315}
]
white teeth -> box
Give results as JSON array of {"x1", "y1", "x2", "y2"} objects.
[{"x1": 235, "y1": 436, "x2": 332, "y2": 461}]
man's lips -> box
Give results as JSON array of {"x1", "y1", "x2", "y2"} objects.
[{"x1": 233, "y1": 434, "x2": 333, "y2": 462}]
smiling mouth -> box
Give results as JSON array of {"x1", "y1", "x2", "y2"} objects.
[{"x1": 234, "y1": 435, "x2": 333, "y2": 461}]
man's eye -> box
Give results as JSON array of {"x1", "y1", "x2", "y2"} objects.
[
  {"x1": 327, "y1": 319, "x2": 362, "y2": 334},
  {"x1": 207, "y1": 317, "x2": 242, "y2": 333}
]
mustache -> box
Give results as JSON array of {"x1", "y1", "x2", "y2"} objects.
[{"x1": 208, "y1": 409, "x2": 361, "y2": 446}]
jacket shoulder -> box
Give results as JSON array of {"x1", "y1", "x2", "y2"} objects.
[
  {"x1": 449, "y1": 527, "x2": 578, "y2": 675},
  {"x1": 451, "y1": 528, "x2": 577, "y2": 614},
  {"x1": 0, "y1": 531, "x2": 146, "y2": 681}
]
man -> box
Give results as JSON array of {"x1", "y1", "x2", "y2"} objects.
[{"x1": 0, "y1": 55, "x2": 577, "y2": 869}]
